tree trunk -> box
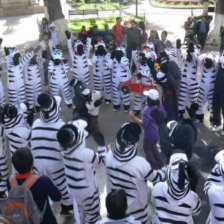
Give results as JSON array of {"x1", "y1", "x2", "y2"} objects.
[
  {"x1": 202, "y1": 0, "x2": 209, "y2": 16},
  {"x1": 206, "y1": 0, "x2": 224, "y2": 45},
  {"x1": 43, "y1": 0, "x2": 68, "y2": 48}
]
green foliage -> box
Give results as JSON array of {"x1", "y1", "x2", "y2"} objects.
[{"x1": 68, "y1": 16, "x2": 144, "y2": 32}]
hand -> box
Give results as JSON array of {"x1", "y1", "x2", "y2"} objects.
[
  {"x1": 4, "y1": 47, "x2": 9, "y2": 56},
  {"x1": 65, "y1": 30, "x2": 71, "y2": 39},
  {"x1": 42, "y1": 50, "x2": 47, "y2": 59},
  {"x1": 0, "y1": 38, "x2": 3, "y2": 46},
  {"x1": 94, "y1": 99, "x2": 102, "y2": 107},
  {"x1": 176, "y1": 39, "x2": 181, "y2": 49}
]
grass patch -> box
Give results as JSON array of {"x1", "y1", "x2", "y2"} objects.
[
  {"x1": 150, "y1": 0, "x2": 216, "y2": 8},
  {"x1": 70, "y1": 2, "x2": 126, "y2": 9},
  {"x1": 68, "y1": 16, "x2": 144, "y2": 33}
]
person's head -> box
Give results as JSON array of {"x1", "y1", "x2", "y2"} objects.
[
  {"x1": 116, "y1": 17, "x2": 122, "y2": 24},
  {"x1": 43, "y1": 32, "x2": 49, "y2": 42},
  {"x1": 106, "y1": 189, "x2": 127, "y2": 220},
  {"x1": 105, "y1": 24, "x2": 109, "y2": 30},
  {"x1": 202, "y1": 16, "x2": 207, "y2": 22},
  {"x1": 81, "y1": 25, "x2": 86, "y2": 31},
  {"x1": 42, "y1": 17, "x2": 48, "y2": 25},
  {"x1": 144, "y1": 89, "x2": 160, "y2": 106},
  {"x1": 161, "y1": 31, "x2": 168, "y2": 42},
  {"x1": 93, "y1": 25, "x2": 98, "y2": 31},
  {"x1": 191, "y1": 17, "x2": 195, "y2": 22},
  {"x1": 131, "y1": 20, "x2": 137, "y2": 29},
  {"x1": 49, "y1": 23, "x2": 56, "y2": 31},
  {"x1": 187, "y1": 17, "x2": 191, "y2": 23},
  {"x1": 12, "y1": 148, "x2": 33, "y2": 174},
  {"x1": 109, "y1": 33, "x2": 115, "y2": 41}
]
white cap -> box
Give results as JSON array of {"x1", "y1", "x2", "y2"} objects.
[
  {"x1": 143, "y1": 89, "x2": 159, "y2": 100},
  {"x1": 49, "y1": 23, "x2": 56, "y2": 28}
]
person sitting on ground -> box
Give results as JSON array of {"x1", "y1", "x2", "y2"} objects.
[
  {"x1": 78, "y1": 25, "x2": 88, "y2": 44},
  {"x1": 96, "y1": 189, "x2": 141, "y2": 224},
  {"x1": 7, "y1": 148, "x2": 61, "y2": 224},
  {"x1": 105, "y1": 33, "x2": 117, "y2": 52},
  {"x1": 101, "y1": 24, "x2": 112, "y2": 42}
]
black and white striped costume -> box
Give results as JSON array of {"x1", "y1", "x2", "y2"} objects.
[
  {"x1": 0, "y1": 76, "x2": 5, "y2": 107},
  {"x1": 91, "y1": 40, "x2": 112, "y2": 102},
  {"x1": 151, "y1": 153, "x2": 201, "y2": 224},
  {"x1": 23, "y1": 56, "x2": 43, "y2": 110},
  {"x1": 108, "y1": 46, "x2": 131, "y2": 111},
  {"x1": 67, "y1": 38, "x2": 91, "y2": 87},
  {"x1": 204, "y1": 150, "x2": 224, "y2": 223},
  {"x1": 106, "y1": 123, "x2": 165, "y2": 223},
  {"x1": 0, "y1": 126, "x2": 9, "y2": 193},
  {"x1": 30, "y1": 95, "x2": 72, "y2": 208},
  {"x1": 177, "y1": 47, "x2": 199, "y2": 114},
  {"x1": 1, "y1": 103, "x2": 31, "y2": 156},
  {"x1": 57, "y1": 119, "x2": 106, "y2": 223},
  {"x1": 132, "y1": 47, "x2": 156, "y2": 112},
  {"x1": 48, "y1": 48, "x2": 72, "y2": 106},
  {"x1": 196, "y1": 53, "x2": 219, "y2": 122},
  {"x1": 5, "y1": 50, "x2": 34, "y2": 105}
]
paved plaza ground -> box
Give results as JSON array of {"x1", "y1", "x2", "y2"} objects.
[{"x1": 0, "y1": 0, "x2": 222, "y2": 223}]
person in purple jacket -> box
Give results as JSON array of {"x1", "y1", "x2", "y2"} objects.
[{"x1": 129, "y1": 89, "x2": 167, "y2": 169}]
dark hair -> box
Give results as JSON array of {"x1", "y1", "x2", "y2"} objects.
[
  {"x1": 42, "y1": 17, "x2": 48, "y2": 24},
  {"x1": 131, "y1": 20, "x2": 137, "y2": 24},
  {"x1": 106, "y1": 189, "x2": 127, "y2": 220},
  {"x1": 43, "y1": 32, "x2": 50, "y2": 38},
  {"x1": 12, "y1": 148, "x2": 33, "y2": 174},
  {"x1": 116, "y1": 17, "x2": 122, "y2": 21},
  {"x1": 162, "y1": 31, "x2": 168, "y2": 37},
  {"x1": 147, "y1": 97, "x2": 160, "y2": 107}
]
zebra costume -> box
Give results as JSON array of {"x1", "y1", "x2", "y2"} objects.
[
  {"x1": 1, "y1": 103, "x2": 31, "y2": 156},
  {"x1": 0, "y1": 76, "x2": 5, "y2": 108},
  {"x1": 91, "y1": 40, "x2": 112, "y2": 104},
  {"x1": 66, "y1": 34, "x2": 91, "y2": 87},
  {"x1": 30, "y1": 93, "x2": 73, "y2": 211},
  {"x1": 151, "y1": 153, "x2": 201, "y2": 224},
  {"x1": 57, "y1": 119, "x2": 106, "y2": 224},
  {"x1": 196, "y1": 53, "x2": 219, "y2": 123},
  {"x1": 109, "y1": 46, "x2": 131, "y2": 111},
  {"x1": 5, "y1": 48, "x2": 34, "y2": 105},
  {"x1": 0, "y1": 125, "x2": 9, "y2": 196},
  {"x1": 23, "y1": 55, "x2": 43, "y2": 111},
  {"x1": 48, "y1": 47, "x2": 72, "y2": 106},
  {"x1": 106, "y1": 122, "x2": 166, "y2": 223},
  {"x1": 176, "y1": 46, "x2": 199, "y2": 115},
  {"x1": 204, "y1": 149, "x2": 224, "y2": 223},
  {"x1": 132, "y1": 46, "x2": 156, "y2": 113}
]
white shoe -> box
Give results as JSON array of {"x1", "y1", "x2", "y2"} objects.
[{"x1": 211, "y1": 125, "x2": 222, "y2": 132}]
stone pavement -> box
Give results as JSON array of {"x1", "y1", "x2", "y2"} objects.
[{"x1": 0, "y1": 1, "x2": 221, "y2": 223}]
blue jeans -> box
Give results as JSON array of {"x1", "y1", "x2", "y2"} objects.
[{"x1": 43, "y1": 62, "x2": 48, "y2": 83}]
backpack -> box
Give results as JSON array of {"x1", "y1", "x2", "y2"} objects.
[{"x1": 5, "y1": 174, "x2": 46, "y2": 224}]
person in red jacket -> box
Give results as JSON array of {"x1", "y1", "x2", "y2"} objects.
[{"x1": 112, "y1": 17, "x2": 124, "y2": 44}]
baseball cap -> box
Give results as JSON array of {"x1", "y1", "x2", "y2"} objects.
[{"x1": 143, "y1": 89, "x2": 159, "y2": 100}]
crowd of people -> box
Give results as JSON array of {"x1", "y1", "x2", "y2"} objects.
[{"x1": 0, "y1": 14, "x2": 223, "y2": 224}]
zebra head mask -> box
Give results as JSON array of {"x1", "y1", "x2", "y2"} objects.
[
  {"x1": 74, "y1": 39, "x2": 84, "y2": 55},
  {"x1": 203, "y1": 54, "x2": 214, "y2": 69},
  {"x1": 167, "y1": 153, "x2": 190, "y2": 200},
  {"x1": 57, "y1": 119, "x2": 88, "y2": 155},
  {"x1": 115, "y1": 46, "x2": 126, "y2": 62},
  {"x1": 112, "y1": 122, "x2": 141, "y2": 162},
  {"x1": 96, "y1": 40, "x2": 107, "y2": 56},
  {"x1": 37, "y1": 93, "x2": 61, "y2": 123},
  {"x1": 165, "y1": 47, "x2": 177, "y2": 62},
  {"x1": 52, "y1": 47, "x2": 64, "y2": 65}
]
